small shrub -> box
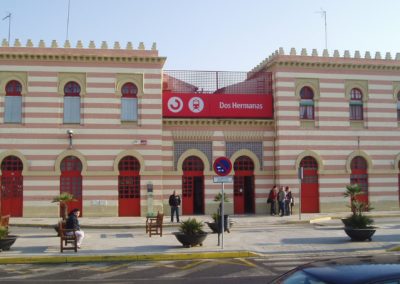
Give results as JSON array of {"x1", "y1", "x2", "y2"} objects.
[
  {"x1": 343, "y1": 184, "x2": 374, "y2": 229},
  {"x1": 0, "y1": 226, "x2": 8, "y2": 240},
  {"x1": 179, "y1": 218, "x2": 205, "y2": 235},
  {"x1": 346, "y1": 214, "x2": 374, "y2": 229}
]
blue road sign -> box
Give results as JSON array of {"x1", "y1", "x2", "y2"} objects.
[{"x1": 213, "y1": 157, "x2": 232, "y2": 176}]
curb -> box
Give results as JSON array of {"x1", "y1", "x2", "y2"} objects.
[
  {"x1": 0, "y1": 251, "x2": 259, "y2": 265},
  {"x1": 309, "y1": 217, "x2": 332, "y2": 224}
]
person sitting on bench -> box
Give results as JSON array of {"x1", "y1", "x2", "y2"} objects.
[{"x1": 66, "y1": 208, "x2": 85, "y2": 249}]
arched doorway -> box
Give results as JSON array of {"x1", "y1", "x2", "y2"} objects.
[
  {"x1": 300, "y1": 156, "x2": 319, "y2": 213},
  {"x1": 1, "y1": 156, "x2": 23, "y2": 216},
  {"x1": 182, "y1": 156, "x2": 204, "y2": 215},
  {"x1": 118, "y1": 156, "x2": 141, "y2": 216},
  {"x1": 350, "y1": 156, "x2": 369, "y2": 204},
  {"x1": 60, "y1": 156, "x2": 83, "y2": 215},
  {"x1": 233, "y1": 156, "x2": 255, "y2": 214}
]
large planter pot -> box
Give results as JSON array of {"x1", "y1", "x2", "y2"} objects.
[
  {"x1": 341, "y1": 218, "x2": 352, "y2": 227},
  {"x1": 206, "y1": 216, "x2": 233, "y2": 234},
  {"x1": 344, "y1": 227, "x2": 376, "y2": 241},
  {"x1": 173, "y1": 232, "x2": 208, "y2": 248},
  {"x1": 0, "y1": 235, "x2": 17, "y2": 251}
]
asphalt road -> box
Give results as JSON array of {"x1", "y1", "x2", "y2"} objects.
[{"x1": 0, "y1": 255, "x2": 325, "y2": 284}]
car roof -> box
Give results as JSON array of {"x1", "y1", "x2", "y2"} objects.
[{"x1": 300, "y1": 254, "x2": 400, "y2": 284}]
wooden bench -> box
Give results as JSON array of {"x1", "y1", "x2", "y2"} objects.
[
  {"x1": 146, "y1": 212, "x2": 164, "y2": 237},
  {"x1": 58, "y1": 221, "x2": 78, "y2": 253},
  {"x1": 0, "y1": 215, "x2": 10, "y2": 230}
]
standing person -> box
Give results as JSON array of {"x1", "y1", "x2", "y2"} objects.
[
  {"x1": 169, "y1": 190, "x2": 181, "y2": 222},
  {"x1": 285, "y1": 186, "x2": 292, "y2": 216},
  {"x1": 267, "y1": 185, "x2": 278, "y2": 216},
  {"x1": 278, "y1": 186, "x2": 286, "y2": 217},
  {"x1": 66, "y1": 208, "x2": 84, "y2": 249}
]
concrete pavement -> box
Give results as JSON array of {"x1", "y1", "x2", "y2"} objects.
[{"x1": 1, "y1": 211, "x2": 399, "y2": 264}]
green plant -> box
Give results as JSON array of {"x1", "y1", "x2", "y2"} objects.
[
  {"x1": 343, "y1": 184, "x2": 374, "y2": 229},
  {"x1": 179, "y1": 218, "x2": 205, "y2": 235},
  {"x1": 52, "y1": 192, "x2": 76, "y2": 220},
  {"x1": 214, "y1": 192, "x2": 229, "y2": 203},
  {"x1": 0, "y1": 226, "x2": 8, "y2": 240}
]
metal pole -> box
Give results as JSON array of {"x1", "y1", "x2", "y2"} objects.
[
  {"x1": 7, "y1": 13, "x2": 11, "y2": 44},
  {"x1": 221, "y1": 182, "x2": 224, "y2": 249},
  {"x1": 66, "y1": 0, "x2": 71, "y2": 41},
  {"x1": 323, "y1": 10, "x2": 327, "y2": 50},
  {"x1": 298, "y1": 167, "x2": 303, "y2": 221}
]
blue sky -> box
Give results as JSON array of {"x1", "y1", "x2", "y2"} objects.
[{"x1": 1, "y1": 0, "x2": 400, "y2": 71}]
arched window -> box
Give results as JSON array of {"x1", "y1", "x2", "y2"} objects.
[
  {"x1": 4, "y1": 80, "x2": 22, "y2": 123},
  {"x1": 299, "y1": 86, "x2": 314, "y2": 120},
  {"x1": 121, "y1": 82, "x2": 138, "y2": 122},
  {"x1": 350, "y1": 88, "x2": 363, "y2": 120},
  {"x1": 63, "y1": 81, "x2": 81, "y2": 124},
  {"x1": 182, "y1": 156, "x2": 204, "y2": 172},
  {"x1": 397, "y1": 91, "x2": 400, "y2": 121}
]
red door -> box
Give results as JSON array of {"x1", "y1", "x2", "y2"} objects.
[
  {"x1": 300, "y1": 157, "x2": 319, "y2": 213},
  {"x1": 118, "y1": 156, "x2": 141, "y2": 216},
  {"x1": 182, "y1": 175, "x2": 194, "y2": 214},
  {"x1": 1, "y1": 156, "x2": 23, "y2": 217},
  {"x1": 234, "y1": 175, "x2": 245, "y2": 214},
  {"x1": 350, "y1": 157, "x2": 369, "y2": 204},
  {"x1": 182, "y1": 156, "x2": 204, "y2": 215},
  {"x1": 60, "y1": 156, "x2": 83, "y2": 216},
  {"x1": 234, "y1": 156, "x2": 255, "y2": 214}
]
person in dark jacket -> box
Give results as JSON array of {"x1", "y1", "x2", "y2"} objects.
[
  {"x1": 168, "y1": 190, "x2": 181, "y2": 222},
  {"x1": 268, "y1": 185, "x2": 278, "y2": 216},
  {"x1": 66, "y1": 208, "x2": 85, "y2": 248}
]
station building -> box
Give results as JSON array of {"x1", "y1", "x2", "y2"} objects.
[{"x1": 0, "y1": 40, "x2": 399, "y2": 217}]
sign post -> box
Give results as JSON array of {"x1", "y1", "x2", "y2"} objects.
[
  {"x1": 298, "y1": 167, "x2": 303, "y2": 221},
  {"x1": 213, "y1": 157, "x2": 232, "y2": 249}
]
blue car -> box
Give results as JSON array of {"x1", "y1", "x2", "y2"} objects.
[{"x1": 272, "y1": 254, "x2": 400, "y2": 284}]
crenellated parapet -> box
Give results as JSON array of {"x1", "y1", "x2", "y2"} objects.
[
  {"x1": 251, "y1": 47, "x2": 400, "y2": 73},
  {"x1": 0, "y1": 39, "x2": 165, "y2": 65},
  {"x1": 1, "y1": 38, "x2": 158, "y2": 51}
]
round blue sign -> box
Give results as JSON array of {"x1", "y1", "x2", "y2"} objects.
[{"x1": 213, "y1": 157, "x2": 232, "y2": 176}]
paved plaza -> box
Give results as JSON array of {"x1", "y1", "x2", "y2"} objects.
[{"x1": 1, "y1": 212, "x2": 399, "y2": 264}]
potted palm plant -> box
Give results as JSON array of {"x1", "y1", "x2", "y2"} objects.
[
  {"x1": 342, "y1": 184, "x2": 376, "y2": 241},
  {"x1": 52, "y1": 192, "x2": 76, "y2": 235},
  {"x1": 52, "y1": 192, "x2": 76, "y2": 221},
  {"x1": 173, "y1": 218, "x2": 208, "y2": 248},
  {"x1": 0, "y1": 226, "x2": 17, "y2": 251}
]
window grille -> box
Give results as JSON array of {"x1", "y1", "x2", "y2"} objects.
[
  {"x1": 174, "y1": 142, "x2": 212, "y2": 170},
  {"x1": 299, "y1": 86, "x2": 314, "y2": 120},
  {"x1": 226, "y1": 142, "x2": 263, "y2": 169},
  {"x1": 164, "y1": 70, "x2": 272, "y2": 94},
  {"x1": 1, "y1": 155, "x2": 23, "y2": 171},
  {"x1": 63, "y1": 81, "x2": 81, "y2": 124},
  {"x1": 350, "y1": 88, "x2": 363, "y2": 120},
  {"x1": 4, "y1": 80, "x2": 22, "y2": 123}
]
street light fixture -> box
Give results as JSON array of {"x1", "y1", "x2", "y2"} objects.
[{"x1": 67, "y1": 129, "x2": 74, "y2": 148}]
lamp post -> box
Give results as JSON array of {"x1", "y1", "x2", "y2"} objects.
[{"x1": 67, "y1": 129, "x2": 74, "y2": 148}]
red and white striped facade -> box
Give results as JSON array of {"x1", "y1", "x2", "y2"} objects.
[{"x1": 0, "y1": 41, "x2": 399, "y2": 217}]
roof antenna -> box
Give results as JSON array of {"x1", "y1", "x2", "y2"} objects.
[
  {"x1": 66, "y1": 0, "x2": 71, "y2": 41},
  {"x1": 2, "y1": 12, "x2": 11, "y2": 44},
  {"x1": 316, "y1": 8, "x2": 328, "y2": 50}
]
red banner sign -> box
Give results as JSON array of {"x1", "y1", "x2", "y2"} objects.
[{"x1": 162, "y1": 92, "x2": 273, "y2": 118}]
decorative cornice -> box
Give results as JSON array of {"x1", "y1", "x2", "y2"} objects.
[
  {"x1": 224, "y1": 131, "x2": 265, "y2": 141},
  {"x1": 251, "y1": 47, "x2": 400, "y2": 73},
  {"x1": 0, "y1": 39, "x2": 166, "y2": 65},
  {"x1": 172, "y1": 130, "x2": 213, "y2": 141},
  {"x1": 163, "y1": 118, "x2": 274, "y2": 127}
]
